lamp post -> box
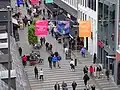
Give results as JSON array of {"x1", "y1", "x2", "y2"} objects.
[{"x1": 7, "y1": 5, "x2": 12, "y2": 90}]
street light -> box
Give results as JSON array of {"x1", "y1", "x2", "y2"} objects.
[{"x1": 7, "y1": 5, "x2": 12, "y2": 90}]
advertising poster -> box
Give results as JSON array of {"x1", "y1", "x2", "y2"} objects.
[
  {"x1": 56, "y1": 21, "x2": 70, "y2": 35},
  {"x1": 35, "y1": 20, "x2": 48, "y2": 37},
  {"x1": 79, "y1": 21, "x2": 91, "y2": 37}
]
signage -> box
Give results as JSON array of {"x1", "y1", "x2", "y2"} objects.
[
  {"x1": 79, "y1": 21, "x2": 91, "y2": 37},
  {"x1": 31, "y1": 0, "x2": 39, "y2": 5},
  {"x1": 35, "y1": 20, "x2": 48, "y2": 37},
  {"x1": 97, "y1": 40, "x2": 104, "y2": 48},
  {"x1": 56, "y1": 21, "x2": 70, "y2": 35},
  {"x1": 45, "y1": 0, "x2": 53, "y2": 3}
]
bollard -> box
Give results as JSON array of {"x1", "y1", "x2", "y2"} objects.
[{"x1": 75, "y1": 59, "x2": 77, "y2": 66}]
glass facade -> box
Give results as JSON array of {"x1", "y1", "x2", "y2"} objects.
[
  {"x1": 88, "y1": 0, "x2": 96, "y2": 11},
  {"x1": 97, "y1": 0, "x2": 116, "y2": 71}
]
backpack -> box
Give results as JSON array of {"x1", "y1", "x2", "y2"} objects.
[{"x1": 57, "y1": 56, "x2": 61, "y2": 60}]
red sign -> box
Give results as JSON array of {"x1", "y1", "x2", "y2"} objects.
[
  {"x1": 97, "y1": 40, "x2": 104, "y2": 48},
  {"x1": 35, "y1": 20, "x2": 48, "y2": 37},
  {"x1": 31, "y1": 0, "x2": 39, "y2": 5}
]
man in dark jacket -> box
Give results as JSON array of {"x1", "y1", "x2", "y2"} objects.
[
  {"x1": 83, "y1": 65, "x2": 88, "y2": 74},
  {"x1": 83, "y1": 73, "x2": 90, "y2": 87},
  {"x1": 54, "y1": 82, "x2": 60, "y2": 90},
  {"x1": 106, "y1": 69, "x2": 110, "y2": 80},
  {"x1": 18, "y1": 47, "x2": 22, "y2": 56},
  {"x1": 62, "y1": 81, "x2": 67, "y2": 90},
  {"x1": 45, "y1": 42, "x2": 49, "y2": 50},
  {"x1": 48, "y1": 55, "x2": 52, "y2": 69},
  {"x1": 93, "y1": 53, "x2": 96, "y2": 64},
  {"x1": 34, "y1": 66, "x2": 38, "y2": 79},
  {"x1": 40, "y1": 37, "x2": 43, "y2": 46},
  {"x1": 72, "y1": 81, "x2": 77, "y2": 90}
]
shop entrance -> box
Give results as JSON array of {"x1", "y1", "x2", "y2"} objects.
[{"x1": 76, "y1": 36, "x2": 84, "y2": 50}]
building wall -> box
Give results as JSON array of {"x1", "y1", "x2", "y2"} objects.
[
  {"x1": 77, "y1": 0, "x2": 98, "y2": 55},
  {"x1": 61, "y1": 0, "x2": 78, "y2": 10}
]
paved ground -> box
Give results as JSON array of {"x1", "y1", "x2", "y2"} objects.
[
  {"x1": 18, "y1": 0, "x2": 120, "y2": 90},
  {"x1": 24, "y1": 34, "x2": 99, "y2": 90}
]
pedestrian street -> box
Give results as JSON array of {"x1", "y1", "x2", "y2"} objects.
[{"x1": 24, "y1": 34, "x2": 100, "y2": 90}]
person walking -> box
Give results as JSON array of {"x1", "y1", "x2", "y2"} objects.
[
  {"x1": 39, "y1": 68, "x2": 44, "y2": 80},
  {"x1": 72, "y1": 81, "x2": 77, "y2": 90},
  {"x1": 18, "y1": 47, "x2": 22, "y2": 56},
  {"x1": 23, "y1": 16, "x2": 28, "y2": 27},
  {"x1": 45, "y1": 42, "x2": 49, "y2": 50},
  {"x1": 54, "y1": 82, "x2": 60, "y2": 90},
  {"x1": 22, "y1": 55, "x2": 27, "y2": 68},
  {"x1": 48, "y1": 55, "x2": 52, "y2": 69},
  {"x1": 80, "y1": 47, "x2": 86, "y2": 58},
  {"x1": 91, "y1": 85, "x2": 95, "y2": 90},
  {"x1": 61, "y1": 81, "x2": 67, "y2": 90},
  {"x1": 83, "y1": 73, "x2": 90, "y2": 87},
  {"x1": 42, "y1": 17, "x2": 45, "y2": 20},
  {"x1": 89, "y1": 65, "x2": 94, "y2": 77},
  {"x1": 57, "y1": 55, "x2": 61, "y2": 68},
  {"x1": 34, "y1": 66, "x2": 38, "y2": 79},
  {"x1": 40, "y1": 37, "x2": 43, "y2": 46},
  {"x1": 43, "y1": 9, "x2": 45, "y2": 15},
  {"x1": 83, "y1": 65, "x2": 88, "y2": 74},
  {"x1": 70, "y1": 59, "x2": 75, "y2": 71},
  {"x1": 49, "y1": 44, "x2": 53, "y2": 53},
  {"x1": 93, "y1": 53, "x2": 97, "y2": 64},
  {"x1": 106, "y1": 69, "x2": 110, "y2": 80},
  {"x1": 43, "y1": 37, "x2": 46, "y2": 44},
  {"x1": 51, "y1": 27, "x2": 54, "y2": 37},
  {"x1": 52, "y1": 55, "x2": 57, "y2": 68}
]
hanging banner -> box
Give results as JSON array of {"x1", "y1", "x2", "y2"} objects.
[
  {"x1": 45, "y1": 0, "x2": 53, "y2": 3},
  {"x1": 56, "y1": 21, "x2": 70, "y2": 35},
  {"x1": 17, "y1": 0, "x2": 24, "y2": 6},
  {"x1": 35, "y1": 20, "x2": 48, "y2": 37},
  {"x1": 79, "y1": 21, "x2": 91, "y2": 37},
  {"x1": 31, "y1": 0, "x2": 39, "y2": 5}
]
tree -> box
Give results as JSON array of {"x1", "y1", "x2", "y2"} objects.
[{"x1": 28, "y1": 24, "x2": 38, "y2": 45}]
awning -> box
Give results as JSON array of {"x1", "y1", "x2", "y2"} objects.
[{"x1": 12, "y1": 18, "x2": 18, "y2": 25}]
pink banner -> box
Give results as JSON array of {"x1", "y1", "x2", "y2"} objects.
[
  {"x1": 35, "y1": 20, "x2": 48, "y2": 37},
  {"x1": 31, "y1": 0, "x2": 39, "y2": 5}
]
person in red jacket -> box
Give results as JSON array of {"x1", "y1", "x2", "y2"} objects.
[
  {"x1": 22, "y1": 55, "x2": 27, "y2": 67},
  {"x1": 89, "y1": 65, "x2": 94, "y2": 77}
]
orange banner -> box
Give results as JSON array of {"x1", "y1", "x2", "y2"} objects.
[{"x1": 79, "y1": 21, "x2": 91, "y2": 37}]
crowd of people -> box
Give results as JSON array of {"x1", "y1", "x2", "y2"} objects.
[{"x1": 16, "y1": 0, "x2": 112, "y2": 90}]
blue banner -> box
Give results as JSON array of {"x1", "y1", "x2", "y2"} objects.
[
  {"x1": 56, "y1": 21, "x2": 70, "y2": 35},
  {"x1": 17, "y1": 0, "x2": 24, "y2": 6}
]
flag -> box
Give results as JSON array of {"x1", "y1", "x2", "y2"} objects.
[
  {"x1": 31, "y1": 0, "x2": 39, "y2": 5},
  {"x1": 17, "y1": 0, "x2": 23, "y2": 6},
  {"x1": 79, "y1": 21, "x2": 91, "y2": 37},
  {"x1": 45, "y1": 0, "x2": 53, "y2": 3},
  {"x1": 35, "y1": 20, "x2": 48, "y2": 37},
  {"x1": 56, "y1": 21, "x2": 70, "y2": 35}
]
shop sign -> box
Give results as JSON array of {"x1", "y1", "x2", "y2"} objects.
[{"x1": 97, "y1": 40, "x2": 104, "y2": 48}]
